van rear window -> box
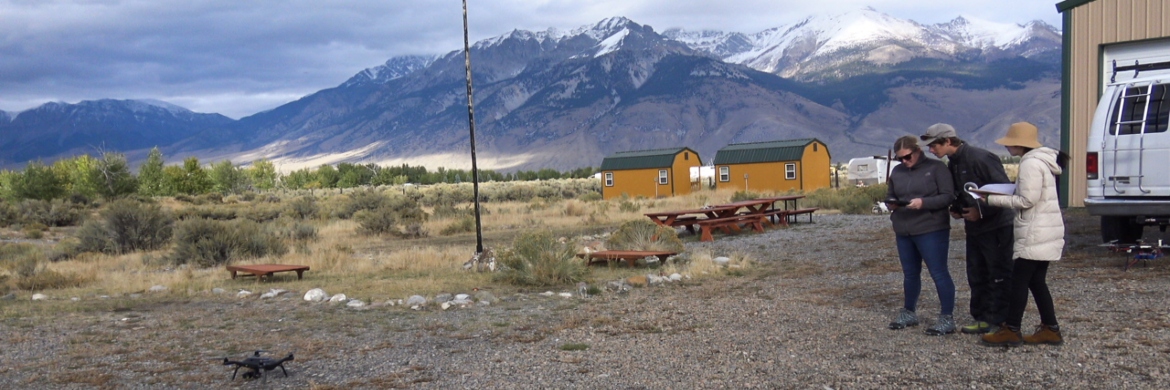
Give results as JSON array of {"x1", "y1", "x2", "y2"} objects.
[{"x1": 1110, "y1": 83, "x2": 1169, "y2": 135}]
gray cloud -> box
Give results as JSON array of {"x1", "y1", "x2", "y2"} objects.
[{"x1": 0, "y1": 0, "x2": 1063, "y2": 119}]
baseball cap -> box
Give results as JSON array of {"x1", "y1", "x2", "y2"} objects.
[{"x1": 920, "y1": 123, "x2": 957, "y2": 145}]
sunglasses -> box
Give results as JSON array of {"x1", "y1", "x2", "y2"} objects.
[{"x1": 895, "y1": 152, "x2": 915, "y2": 162}]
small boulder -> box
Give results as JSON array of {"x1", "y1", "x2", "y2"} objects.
[
  {"x1": 236, "y1": 290, "x2": 253, "y2": 299},
  {"x1": 1, "y1": 292, "x2": 16, "y2": 301},
  {"x1": 329, "y1": 293, "x2": 347, "y2": 303},
  {"x1": 669, "y1": 273, "x2": 683, "y2": 282},
  {"x1": 212, "y1": 288, "x2": 226, "y2": 295},
  {"x1": 434, "y1": 293, "x2": 453, "y2": 303},
  {"x1": 260, "y1": 289, "x2": 287, "y2": 299},
  {"x1": 346, "y1": 299, "x2": 366, "y2": 308},
  {"x1": 148, "y1": 285, "x2": 167, "y2": 292},
  {"x1": 405, "y1": 295, "x2": 427, "y2": 306},
  {"x1": 303, "y1": 288, "x2": 328, "y2": 302},
  {"x1": 474, "y1": 291, "x2": 498, "y2": 303},
  {"x1": 713, "y1": 256, "x2": 731, "y2": 266}
]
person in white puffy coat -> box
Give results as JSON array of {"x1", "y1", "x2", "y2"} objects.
[{"x1": 979, "y1": 122, "x2": 1066, "y2": 347}]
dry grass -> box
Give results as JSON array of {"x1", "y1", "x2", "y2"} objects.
[{"x1": 2, "y1": 186, "x2": 777, "y2": 305}]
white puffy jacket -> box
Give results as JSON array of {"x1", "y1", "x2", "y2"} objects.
[{"x1": 986, "y1": 147, "x2": 1064, "y2": 261}]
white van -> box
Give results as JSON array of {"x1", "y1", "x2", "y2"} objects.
[
  {"x1": 1084, "y1": 47, "x2": 1170, "y2": 243},
  {"x1": 847, "y1": 156, "x2": 899, "y2": 186}
]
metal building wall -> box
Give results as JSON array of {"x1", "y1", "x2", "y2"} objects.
[{"x1": 1063, "y1": 0, "x2": 1170, "y2": 207}]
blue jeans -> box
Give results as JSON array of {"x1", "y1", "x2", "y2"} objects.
[{"x1": 896, "y1": 229, "x2": 955, "y2": 315}]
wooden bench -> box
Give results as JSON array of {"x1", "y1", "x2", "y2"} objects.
[
  {"x1": 757, "y1": 208, "x2": 791, "y2": 227},
  {"x1": 575, "y1": 250, "x2": 679, "y2": 267},
  {"x1": 694, "y1": 214, "x2": 766, "y2": 242},
  {"x1": 226, "y1": 264, "x2": 310, "y2": 280},
  {"x1": 786, "y1": 208, "x2": 819, "y2": 224}
]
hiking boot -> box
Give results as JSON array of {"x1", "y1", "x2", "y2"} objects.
[
  {"x1": 1023, "y1": 324, "x2": 1064, "y2": 345},
  {"x1": 888, "y1": 308, "x2": 919, "y2": 330},
  {"x1": 960, "y1": 321, "x2": 991, "y2": 334},
  {"x1": 925, "y1": 315, "x2": 956, "y2": 336},
  {"x1": 981, "y1": 325, "x2": 1023, "y2": 347}
]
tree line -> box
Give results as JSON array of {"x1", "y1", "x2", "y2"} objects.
[{"x1": 0, "y1": 148, "x2": 599, "y2": 201}]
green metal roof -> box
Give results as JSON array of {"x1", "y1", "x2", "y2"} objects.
[
  {"x1": 600, "y1": 147, "x2": 697, "y2": 171},
  {"x1": 712, "y1": 138, "x2": 825, "y2": 165},
  {"x1": 1056, "y1": 0, "x2": 1095, "y2": 13}
]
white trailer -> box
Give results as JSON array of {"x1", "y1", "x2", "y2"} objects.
[{"x1": 846, "y1": 156, "x2": 899, "y2": 186}]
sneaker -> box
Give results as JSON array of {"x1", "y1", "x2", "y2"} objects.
[
  {"x1": 960, "y1": 321, "x2": 992, "y2": 334},
  {"x1": 925, "y1": 315, "x2": 956, "y2": 335},
  {"x1": 980, "y1": 325, "x2": 1023, "y2": 347},
  {"x1": 888, "y1": 308, "x2": 919, "y2": 330},
  {"x1": 1023, "y1": 324, "x2": 1064, "y2": 345}
]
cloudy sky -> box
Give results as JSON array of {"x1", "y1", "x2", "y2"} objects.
[{"x1": 0, "y1": 0, "x2": 1064, "y2": 119}]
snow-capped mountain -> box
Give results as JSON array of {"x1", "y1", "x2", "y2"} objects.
[
  {"x1": 1, "y1": 11, "x2": 1063, "y2": 171},
  {"x1": 669, "y1": 7, "x2": 1061, "y2": 80},
  {"x1": 0, "y1": 110, "x2": 10, "y2": 124},
  {"x1": 342, "y1": 54, "x2": 438, "y2": 87}
]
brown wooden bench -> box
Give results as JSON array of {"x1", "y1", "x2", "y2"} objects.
[
  {"x1": 226, "y1": 264, "x2": 310, "y2": 280},
  {"x1": 694, "y1": 214, "x2": 766, "y2": 242},
  {"x1": 786, "y1": 208, "x2": 819, "y2": 224},
  {"x1": 575, "y1": 250, "x2": 679, "y2": 267}
]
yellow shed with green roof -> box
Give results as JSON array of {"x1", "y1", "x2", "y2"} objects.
[
  {"x1": 712, "y1": 139, "x2": 830, "y2": 193},
  {"x1": 599, "y1": 147, "x2": 702, "y2": 200}
]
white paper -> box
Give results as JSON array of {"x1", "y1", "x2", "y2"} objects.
[{"x1": 965, "y1": 183, "x2": 1016, "y2": 199}]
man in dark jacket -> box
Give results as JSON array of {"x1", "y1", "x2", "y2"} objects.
[{"x1": 921, "y1": 123, "x2": 1016, "y2": 334}]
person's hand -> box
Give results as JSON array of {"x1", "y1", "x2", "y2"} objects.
[
  {"x1": 907, "y1": 198, "x2": 924, "y2": 210},
  {"x1": 949, "y1": 210, "x2": 962, "y2": 219},
  {"x1": 961, "y1": 207, "x2": 981, "y2": 222}
]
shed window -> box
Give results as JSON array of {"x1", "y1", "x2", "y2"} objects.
[
  {"x1": 658, "y1": 170, "x2": 668, "y2": 184},
  {"x1": 814, "y1": 144, "x2": 818, "y2": 152},
  {"x1": 785, "y1": 163, "x2": 796, "y2": 180},
  {"x1": 719, "y1": 166, "x2": 729, "y2": 182},
  {"x1": 684, "y1": 152, "x2": 689, "y2": 160},
  {"x1": 604, "y1": 172, "x2": 614, "y2": 187}
]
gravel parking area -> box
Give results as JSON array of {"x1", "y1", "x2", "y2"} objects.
[{"x1": 2, "y1": 209, "x2": 1169, "y2": 389}]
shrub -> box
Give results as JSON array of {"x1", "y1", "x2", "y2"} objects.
[
  {"x1": 285, "y1": 196, "x2": 319, "y2": 219},
  {"x1": 240, "y1": 205, "x2": 282, "y2": 223},
  {"x1": 606, "y1": 219, "x2": 684, "y2": 253},
  {"x1": 804, "y1": 184, "x2": 888, "y2": 214},
  {"x1": 618, "y1": 198, "x2": 640, "y2": 213},
  {"x1": 578, "y1": 192, "x2": 603, "y2": 202},
  {"x1": 17, "y1": 199, "x2": 85, "y2": 227},
  {"x1": 287, "y1": 222, "x2": 318, "y2": 241},
  {"x1": 76, "y1": 199, "x2": 174, "y2": 255},
  {"x1": 494, "y1": 231, "x2": 588, "y2": 287},
  {"x1": 0, "y1": 243, "x2": 88, "y2": 290},
  {"x1": 354, "y1": 207, "x2": 398, "y2": 236},
  {"x1": 0, "y1": 201, "x2": 16, "y2": 227},
  {"x1": 730, "y1": 190, "x2": 762, "y2": 202},
  {"x1": 562, "y1": 200, "x2": 587, "y2": 217},
  {"x1": 170, "y1": 219, "x2": 286, "y2": 268},
  {"x1": 440, "y1": 216, "x2": 476, "y2": 236},
  {"x1": 338, "y1": 188, "x2": 389, "y2": 219}
]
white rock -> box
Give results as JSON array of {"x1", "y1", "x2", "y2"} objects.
[
  {"x1": 303, "y1": 288, "x2": 328, "y2": 302},
  {"x1": 148, "y1": 285, "x2": 167, "y2": 292},
  {"x1": 648, "y1": 275, "x2": 665, "y2": 285},
  {"x1": 454, "y1": 293, "x2": 470, "y2": 301},
  {"x1": 450, "y1": 297, "x2": 473, "y2": 305},
  {"x1": 713, "y1": 256, "x2": 731, "y2": 266},
  {"x1": 236, "y1": 290, "x2": 253, "y2": 298},
  {"x1": 260, "y1": 289, "x2": 286, "y2": 299},
  {"x1": 212, "y1": 288, "x2": 226, "y2": 294},
  {"x1": 405, "y1": 295, "x2": 427, "y2": 306},
  {"x1": 540, "y1": 291, "x2": 555, "y2": 296},
  {"x1": 474, "y1": 291, "x2": 498, "y2": 303},
  {"x1": 346, "y1": 299, "x2": 366, "y2": 308},
  {"x1": 669, "y1": 273, "x2": 683, "y2": 281},
  {"x1": 558, "y1": 292, "x2": 573, "y2": 298},
  {"x1": 329, "y1": 293, "x2": 347, "y2": 303},
  {"x1": 71, "y1": 297, "x2": 80, "y2": 301},
  {"x1": 410, "y1": 305, "x2": 423, "y2": 310},
  {"x1": 441, "y1": 302, "x2": 453, "y2": 310}
]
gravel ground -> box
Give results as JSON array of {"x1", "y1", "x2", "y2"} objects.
[{"x1": 3, "y1": 209, "x2": 1170, "y2": 389}]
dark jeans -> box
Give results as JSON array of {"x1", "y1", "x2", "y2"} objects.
[
  {"x1": 965, "y1": 226, "x2": 1014, "y2": 324},
  {"x1": 896, "y1": 229, "x2": 955, "y2": 315},
  {"x1": 1005, "y1": 258, "x2": 1059, "y2": 329}
]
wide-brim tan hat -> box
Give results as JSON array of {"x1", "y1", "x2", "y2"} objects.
[{"x1": 995, "y1": 122, "x2": 1043, "y2": 148}]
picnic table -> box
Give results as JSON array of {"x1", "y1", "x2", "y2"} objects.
[
  {"x1": 645, "y1": 196, "x2": 804, "y2": 241},
  {"x1": 226, "y1": 264, "x2": 310, "y2": 280}
]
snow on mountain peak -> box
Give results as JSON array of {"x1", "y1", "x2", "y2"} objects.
[
  {"x1": 594, "y1": 28, "x2": 630, "y2": 57},
  {"x1": 934, "y1": 15, "x2": 1028, "y2": 48}
]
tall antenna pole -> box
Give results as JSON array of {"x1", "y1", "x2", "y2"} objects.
[{"x1": 462, "y1": 0, "x2": 484, "y2": 254}]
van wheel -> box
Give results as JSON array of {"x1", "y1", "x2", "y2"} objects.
[{"x1": 1101, "y1": 216, "x2": 1144, "y2": 244}]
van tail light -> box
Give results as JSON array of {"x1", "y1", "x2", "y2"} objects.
[{"x1": 1086, "y1": 152, "x2": 1099, "y2": 180}]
